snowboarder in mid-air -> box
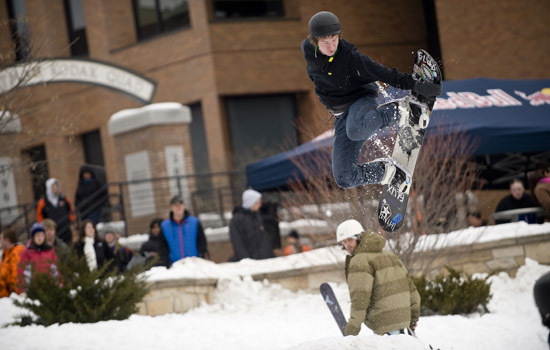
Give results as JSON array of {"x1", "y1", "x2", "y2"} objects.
[{"x1": 302, "y1": 11, "x2": 442, "y2": 190}]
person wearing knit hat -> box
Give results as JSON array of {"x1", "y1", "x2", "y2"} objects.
[
  {"x1": 242, "y1": 189, "x2": 262, "y2": 210},
  {"x1": 228, "y1": 189, "x2": 273, "y2": 261},
  {"x1": 101, "y1": 226, "x2": 132, "y2": 274},
  {"x1": 18, "y1": 222, "x2": 59, "y2": 293}
]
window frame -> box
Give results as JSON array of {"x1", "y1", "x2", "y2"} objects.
[
  {"x1": 63, "y1": 0, "x2": 89, "y2": 57},
  {"x1": 209, "y1": 0, "x2": 285, "y2": 22},
  {"x1": 132, "y1": 0, "x2": 191, "y2": 41}
]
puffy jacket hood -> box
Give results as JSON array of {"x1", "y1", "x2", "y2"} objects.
[{"x1": 355, "y1": 230, "x2": 386, "y2": 254}]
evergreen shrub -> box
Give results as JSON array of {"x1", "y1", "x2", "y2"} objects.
[
  {"x1": 10, "y1": 251, "x2": 150, "y2": 326},
  {"x1": 412, "y1": 266, "x2": 493, "y2": 316}
]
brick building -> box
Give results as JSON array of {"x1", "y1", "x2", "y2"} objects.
[{"x1": 0, "y1": 0, "x2": 548, "y2": 233}]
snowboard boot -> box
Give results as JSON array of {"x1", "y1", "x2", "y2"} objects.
[
  {"x1": 392, "y1": 167, "x2": 409, "y2": 193},
  {"x1": 377, "y1": 158, "x2": 411, "y2": 193},
  {"x1": 379, "y1": 161, "x2": 397, "y2": 186},
  {"x1": 377, "y1": 101, "x2": 400, "y2": 128},
  {"x1": 408, "y1": 98, "x2": 430, "y2": 129}
]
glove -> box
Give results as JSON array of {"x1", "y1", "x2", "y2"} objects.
[
  {"x1": 409, "y1": 321, "x2": 418, "y2": 332},
  {"x1": 413, "y1": 80, "x2": 442, "y2": 98},
  {"x1": 344, "y1": 322, "x2": 361, "y2": 336}
]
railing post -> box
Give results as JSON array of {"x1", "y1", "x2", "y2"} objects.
[
  {"x1": 24, "y1": 203, "x2": 30, "y2": 239},
  {"x1": 217, "y1": 188, "x2": 225, "y2": 226},
  {"x1": 118, "y1": 182, "x2": 128, "y2": 237}
]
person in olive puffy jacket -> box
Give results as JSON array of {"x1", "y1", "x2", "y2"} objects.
[{"x1": 336, "y1": 220, "x2": 420, "y2": 336}]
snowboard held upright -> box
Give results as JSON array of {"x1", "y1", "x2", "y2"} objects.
[
  {"x1": 320, "y1": 283, "x2": 347, "y2": 335},
  {"x1": 377, "y1": 49, "x2": 442, "y2": 233}
]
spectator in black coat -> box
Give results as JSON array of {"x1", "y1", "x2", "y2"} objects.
[
  {"x1": 494, "y1": 179, "x2": 537, "y2": 224},
  {"x1": 74, "y1": 220, "x2": 110, "y2": 272},
  {"x1": 101, "y1": 226, "x2": 132, "y2": 273},
  {"x1": 229, "y1": 189, "x2": 274, "y2": 262},
  {"x1": 75, "y1": 165, "x2": 106, "y2": 224},
  {"x1": 140, "y1": 218, "x2": 170, "y2": 268}
]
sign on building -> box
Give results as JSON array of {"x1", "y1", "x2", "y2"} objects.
[
  {"x1": 0, "y1": 158, "x2": 18, "y2": 223},
  {"x1": 124, "y1": 151, "x2": 156, "y2": 217}
]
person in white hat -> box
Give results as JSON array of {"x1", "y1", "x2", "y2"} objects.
[
  {"x1": 336, "y1": 219, "x2": 420, "y2": 336},
  {"x1": 228, "y1": 189, "x2": 273, "y2": 261}
]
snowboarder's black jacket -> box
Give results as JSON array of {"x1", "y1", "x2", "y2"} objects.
[{"x1": 301, "y1": 38, "x2": 416, "y2": 112}]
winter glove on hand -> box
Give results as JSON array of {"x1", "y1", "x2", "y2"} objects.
[
  {"x1": 409, "y1": 321, "x2": 418, "y2": 332},
  {"x1": 344, "y1": 322, "x2": 361, "y2": 336},
  {"x1": 413, "y1": 81, "x2": 442, "y2": 98}
]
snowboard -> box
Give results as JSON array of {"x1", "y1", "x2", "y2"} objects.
[
  {"x1": 377, "y1": 49, "x2": 442, "y2": 233},
  {"x1": 320, "y1": 283, "x2": 347, "y2": 336}
]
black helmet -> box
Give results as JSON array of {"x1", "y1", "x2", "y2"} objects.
[{"x1": 308, "y1": 11, "x2": 341, "y2": 38}]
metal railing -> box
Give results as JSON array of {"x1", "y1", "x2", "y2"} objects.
[{"x1": 0, "y1": 171, "x2": 247, "y2": 237}]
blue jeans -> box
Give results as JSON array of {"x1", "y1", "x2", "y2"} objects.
[{"x1": 332, "y1": 96, "x2": 395, "y2": 188}]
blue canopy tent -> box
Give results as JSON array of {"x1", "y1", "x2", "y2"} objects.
[{"x1": 246, "y1": 78, "x2": 550, "y2": 191}]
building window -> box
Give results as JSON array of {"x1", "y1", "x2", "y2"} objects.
[
  {"x1": 24, "y1": 145, "x2": 49, "y2": 201},
  {"x1": 133, "y1": 0, "x2": 191, "y2": 40},
  {"x1": 225, "y1": 94, "x2": 297, "y2": 170},
  {"x1": 81, "y1": 130, "x2": 105, "y2": 167},
  {"x1": 189, "y1": 103, "x2": 213, "y2": 193},
  {"x1": 212, "y1": 0, "x2": 284, "y2": 19},
  {"x1": 64, "y1": 0, "x2": 89, "y2": 56},
  {"x1": 6, "y1": 0, "x2": 30, "y2": 61}
]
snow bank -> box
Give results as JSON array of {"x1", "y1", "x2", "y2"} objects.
[
  {"x1": 145, "y1": 245, "x2": 347, "y2": 282},
  {"x1": 0, "y1": 257, "x2": 549, "y2": 350}
]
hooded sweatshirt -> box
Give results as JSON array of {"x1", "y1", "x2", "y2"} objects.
[
  {"x1": 36, "y1": 178, "x2": 75, "y2": 244},
  {"x1": 344, "y1": 230, "x2": 420, "y2": 336}
]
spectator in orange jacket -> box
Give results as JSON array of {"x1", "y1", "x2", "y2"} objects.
[
  {"x1": 36, "y1": 178, "x2": 75, "y2": 245},
  {"x1": 283, "y1": 230, "x2": 312, "y2": 256},
  {"x1": 18, "y1": 223, "x2": 59, "y2": 293},
  {"x1": 0, "y1": 228, "x2": 25, "y2": 298}
]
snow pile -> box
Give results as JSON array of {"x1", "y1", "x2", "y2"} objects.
[
  {"x1": 1, "y1": 257, "x2": 548, "y2": 350},
  {"x1": 145, "y1": 245, "x2": 346, "y2": 282},
  {"x1": 393, "y1": 221, "x2": 550, "y2": 252}
]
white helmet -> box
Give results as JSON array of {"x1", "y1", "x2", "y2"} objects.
[{"x1": 336, "y1": 219, "x2": 364, "y2": 243}]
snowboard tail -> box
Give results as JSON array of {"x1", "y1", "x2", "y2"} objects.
[{"x1": 320, "y1": 283, "x2": 346, "y2": 336}]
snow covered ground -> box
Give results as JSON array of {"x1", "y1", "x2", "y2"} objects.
[
  {"x1": 0, "y1": 259, "x2": 548, "y2": 350},
  {"x1": 1, "y1": 223, "x2": 549, "y2": 350},
  {"x1": 0, "y1": 266, "x2": 547, "y2": 350}
]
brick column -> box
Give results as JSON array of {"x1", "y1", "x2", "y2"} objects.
[{"x1": 108, "y1": 103, "x2": 193, "y2": 235}]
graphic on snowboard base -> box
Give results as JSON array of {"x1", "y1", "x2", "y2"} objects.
[{"x1": 377, "y1": 49, "x2": 442, "y2": 233}]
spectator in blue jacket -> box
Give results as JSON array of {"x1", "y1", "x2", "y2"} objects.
[{"x1": 161, "y1": 195, "x2": 208, "y2": 265}]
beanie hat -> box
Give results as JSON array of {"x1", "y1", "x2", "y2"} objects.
[
  {"x1": 242, "y1": 189, "x2": 262, "y2": 209},
  {"x1": 31, "y1": 223, "x2": 45, "y2": 237},
  {"x1": 99, "y1": 226, "x2": 115, "y2": 240}
]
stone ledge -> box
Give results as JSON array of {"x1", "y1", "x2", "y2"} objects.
[
  {"x1": 138, "y1": 232, "x2": 550, "y2": 316},
  {"x1": 250, "y1": 263, "x2": 342, "y2": 282},
  {"x1": 148, "y1": 277, "x2": 217, "y2": 290}
]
